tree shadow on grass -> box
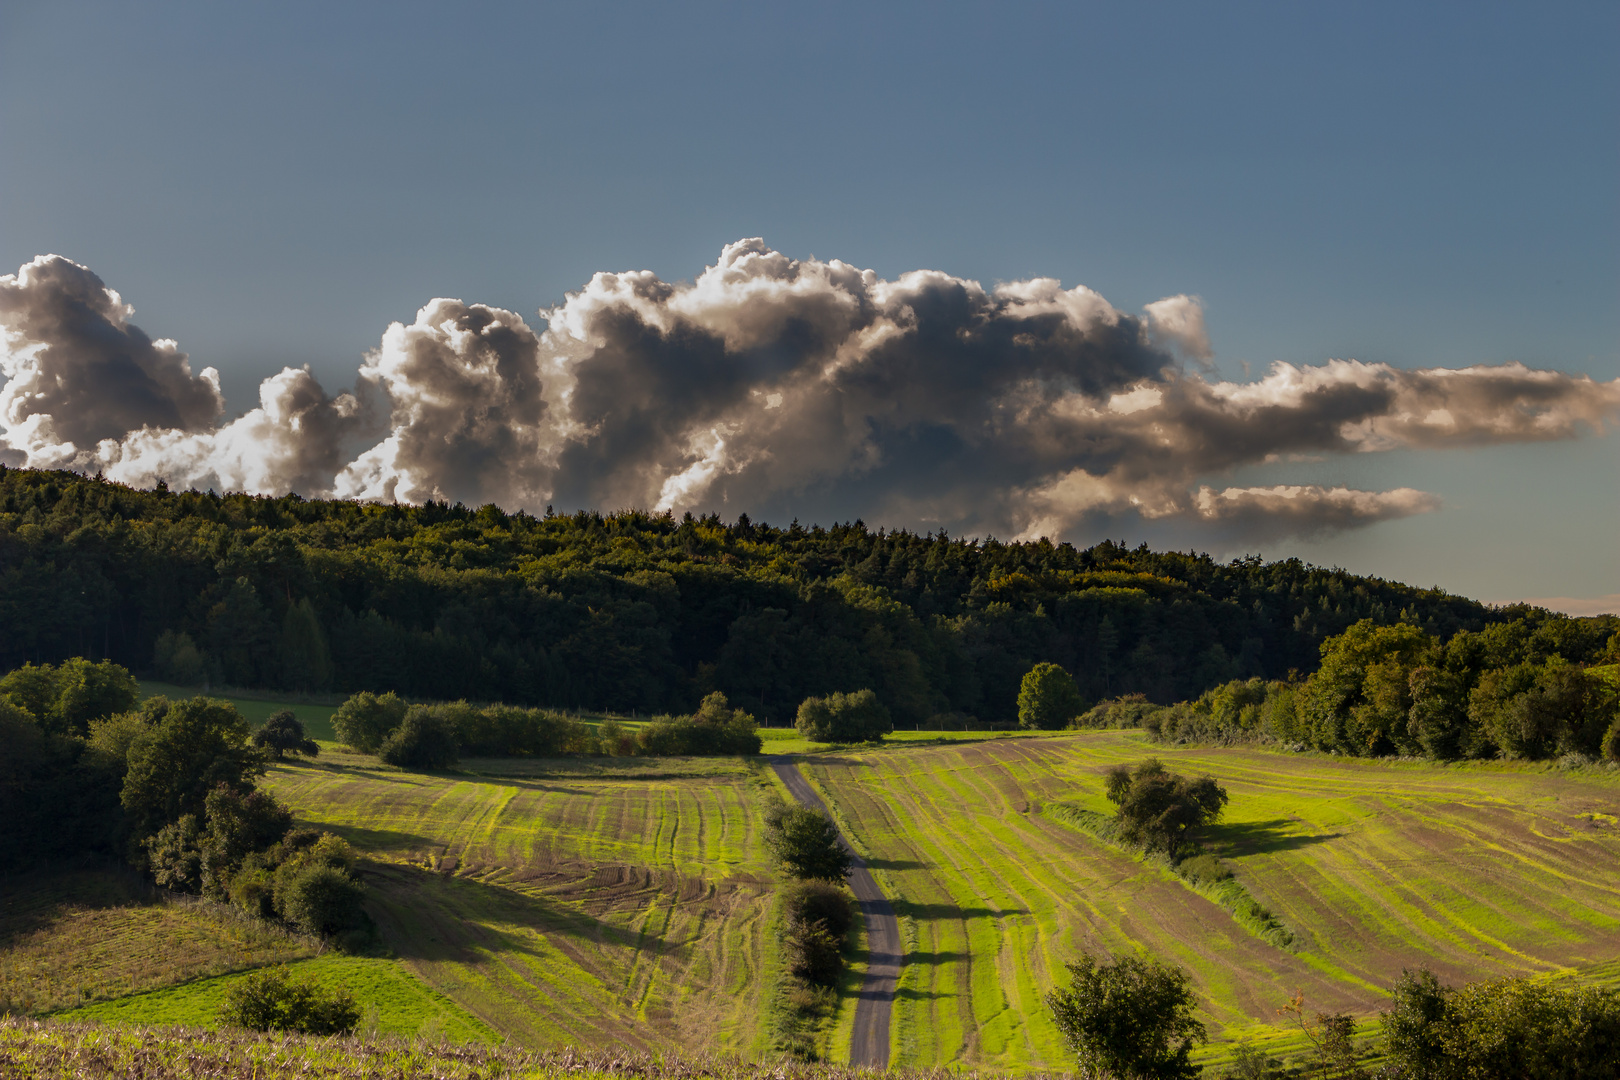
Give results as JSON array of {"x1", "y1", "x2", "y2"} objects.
[
  {"x1": 1205, "y1": 819, "x2": 1345, "y2": 857},
  {"x1": 861, "y1": 857, "x2": 928, "y2": 871},
  {"x1": 895, "y1": 986, "x2": 956, "y2": 1001},
  {"x1": 903, "y1": 950, "x2": 967, "y2": 965},
  {"x1": 317, "y1": 822, "x2": 440, "y2": 854},
  {"x1": 891, "y1": 900, "x2": 1030, "y2": 921},
  {"x1": 364, "y1": 863, "x2": 694, "y2": 967}
]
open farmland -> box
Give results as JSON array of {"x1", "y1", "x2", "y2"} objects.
[
  {"x1": 796, "y1": 730, "x2": 1620, "y2": 1070},
  {"x1": 263, "y1": 754, "x2": 794, "y2": 1056},
  {"x1": 0, "y1": 869, "x2": 318, "y2": 1015}
]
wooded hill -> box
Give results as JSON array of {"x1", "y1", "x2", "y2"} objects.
[{"x1": 0, "y1": 466, "x2": 1539, "y2": 726}]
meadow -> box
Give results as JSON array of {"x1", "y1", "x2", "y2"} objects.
[
  {"x1": 795, "y1": 730, "x2": 1620, "y2": 1069},
  {"x1": 260, "y1": 752, "x2": 804, "y2": 1057}
]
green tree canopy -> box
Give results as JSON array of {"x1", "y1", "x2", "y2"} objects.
[
  {"x1": 121, "y1": 697, "x2": 264, "y2": 837},
  {"x1": 795, "y1": 688, "x2": 893, "y2": 743},
  {"x1": 252, "y1": 710, "x2": 319, "y2": 760},
  {"x1": 764, "y1": 796, "x2": 852, "y2": 882},
  {"x1": 331, "y1": 691, "x2": 407, "y2": 752},
  {"x1": 1046, "y1": 951, "x2": 1207, "y2": 1080},
  {"x1": 1018, "y1": 662, "x2": 1087, "y2": 730},
  {"x1": 0, "y1": 658, "x2": 137, "y2": 737},
  {"x1": 1104, "y1": 758, "x2": 1228, "y2": 854}
]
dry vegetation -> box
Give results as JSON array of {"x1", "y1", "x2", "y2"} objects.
[
  {"x1": 0, "y1": 867, "x2": 318, "y2": 1015},
  {"x1": 0, "y1": 1018, "x2": 1050, "y2": 1080}
]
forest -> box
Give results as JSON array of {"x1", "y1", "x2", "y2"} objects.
[{"x1": 0, "y1": 467, "x2": 1516, "y2": 725}]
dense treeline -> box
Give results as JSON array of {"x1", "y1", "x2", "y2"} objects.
[
  {"x1": 0, "y1": 658, "x2": 368, "y2": 947},
  {"x1": 1138, "y1": 614, "x2": 1620, "y2": 762},
  {"x1": 0, "y1": 467, "x2": 1511, "y2": 724}
]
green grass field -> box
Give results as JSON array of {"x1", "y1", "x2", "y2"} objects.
[
  {"x1": 262, "y1": 753, "x2": 805, "y2": 1057},
  {"x1": 793, "y1": 730, "x2": 1620, "y2": 1070},
  {"x1": 54, "y1": 955, "x2": 495, "y2": 1042},
  {"x1": 0, "y1": 868, "x2": 319, "y2": 1016}
]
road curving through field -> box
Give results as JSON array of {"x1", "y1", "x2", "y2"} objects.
[{"x1": 769, "y1": 757, "x2": 901, "y2": 1069}]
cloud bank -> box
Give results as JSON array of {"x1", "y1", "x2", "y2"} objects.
[{"x1": 3, "y1": 243, "x2": 1617, "y2": 543}]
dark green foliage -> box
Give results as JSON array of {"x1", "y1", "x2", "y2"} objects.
[
  {"x1": 1076, "y1": 693, "x2": 1167, "y2": 729},
  {"x1": 782, "y1": 880, "x2": 857, "y2": 940},
  {"x1": 275, "y1": 864, "x2": 366, "y2": 937},
  {"x1": 453, "y1": 702, "x2": 593, "y2": 757},
  {"x1": 784, "y1": 920, "x2": 845, "y2": 987},
  {"x1": 218, "y1": 966, "x2": 361, "y2": 1036},
  {"x1": 0, "y1": 699, "x2": 125, "y2": 864},
  {"x1": 0, "y1": 658, "x2": 138, "y2": 737},
  {"x1": 1104, "y1": 759, "x2": 1228, "y2": 854},
  {"x1": 331, "y1": 691, "x2": 407, "y2": 752},
  {"x1": 1382, "y1": 967, "x2": 1620, "y2": 1079},
  {"x1": 144, "y1": 814, "x2": 206, "y2": 892},
  {"x1": 764, "y1": 797, "x2": 852, "y2": 882},
  {"x1": 0, "y1": 468, "x2": 1528, "y2": 725},
  {"x1": 794, "y1": 689, "x2": 892, "y2": 743},
  {"x1": 119, "y1": 697, "x2": 265, "y2": 837},
  {"x1": 252, "y1": 710, "x2": 319, "y2": 760},
  {"x1": 200, "y1": 785, "x2": 294, "y2": 888},
  {"x1": 1145, "y1": 614, "x2": 1620, "y2": 763},
  {"x1": 377, "y1": 706, "x2": 460, "y2": 770},
  {"x1": 1017, "y1": 661, "x2": 1088, "y2": 730},
  {"x1": 635, "y1": 692, "x2": 761, "y2": 756},
  {"x1": 1046, "y1": 951, "x2": 1207, "y2": 1079}
]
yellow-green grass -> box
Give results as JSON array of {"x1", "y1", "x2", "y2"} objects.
[
  {"x1": 794, "y1": 730, "x2": 1620, "y2": 1071},
  {"x1": 0, "y1": 868, "x2": 318, "y2": 1015},
  {"x1": 53, "y1": 955, "x2": 496, "y2": 1042},
  {"x1": 263, "y1": 755, "x2": 794, "y2": 1056}
]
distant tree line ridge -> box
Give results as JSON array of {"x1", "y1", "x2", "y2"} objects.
[
  {"x1": 1101, "y1": 614, "x2": 1620, "y2": 763},
  {"x1": 0, "y1": 467, "x2": 1524, "y2": 724}
]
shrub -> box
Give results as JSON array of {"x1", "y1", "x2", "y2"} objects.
[
  {"x1": 636, "y1": 693, "x2": 761, "y2": 756},
  {"x1": 1382, "y1": 967, "x2": 1620, "y2": 1080},
  {"x1": 596, "y1": 718, "x2": 636, "y2": 757},
  {"x1": 144, "y1": 814, "x2": 206, "y2": 893},
  {"x1": 252, "y1": 710, "x2": 319, "y2": 760},
  {"x1": 275, "y1": 863, "x2": 366, "y2": 937},
  {"x1": 455, "y1": 703, "x2": 592, "y2": 757},
  {"x1": 1177, "y1": 853, "x2": 1230, "y2": 888},
  {"x1": 200, "y1": 784, "x2": 293, "y2": 890},
  {"x1": 378, "y1": 706, "x2": 459, "y2": 770},
  {"x1": 764, "y1": 797, "x2": 852, "y2": 882},
  {"x1": 795, "y1": 689, "x2": 892, "y2": 743},
  {"x1": 219, "y1": 966, "x2": 361, "y2": 1035},
  {"x1": 785, "y1": 921, "x2": 845, "y2": 986},
  {"x1": 331, "y1": 691, "x2": 407, "y2": 753},
  {"x1": 1047, "y1": 951, "x2": 1206, "y2": 1080},
  {"x1": 1018, "y1": 662, "x2": 1088, "y2": 730},
  {"x1": 783, "y1": 879, "x2": 857, "y2": 940}
]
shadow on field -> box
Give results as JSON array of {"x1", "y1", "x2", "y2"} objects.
[
  {"x1": 862, "y1": 857, "x2": 928, "y2": 871},
  {"x1": 1206, "y1": 818, "x2": 1344, "y2": 856},
  {"x1": 891, "y1": 900, "x2": 1030, "y2": 921},
  {"x1": 365, "y1": 863, "x2": 692, "y2": 965},
  {"x1": 903, "y1": 950, "x2": 967, "y2": 966},
  {"x1": 895, "y1": 986, "x2": 956, "y2": 1001}
]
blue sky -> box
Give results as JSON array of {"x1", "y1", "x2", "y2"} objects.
[{"x1": 1, "y1": 1, "x2": 1615, "y2": 607}]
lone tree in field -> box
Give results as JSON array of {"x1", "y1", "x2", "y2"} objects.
[
  {"x1": 252, "y1": 710, "x2": 320, "y2": 760},
  {"x1": 764, "y1": 796, "x2": 852, "y2": 882},
  {"x1": 1047, "y1": 951, "x2": 1207, "y2": 1080},
  {"x1": 1018, "y1": 662, "x2": 1087, "y2": 730},
  {"x1": 1104, "y1": 758, "x2": 1228, "y2": 855}
]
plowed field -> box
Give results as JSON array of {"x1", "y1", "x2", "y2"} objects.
[
  {"x1": 265, "y1": 758, "x2": 782, "y2": 1055},
  {"x1": 795, "y1": 730, "x2": 1620, "y2": 1070}
]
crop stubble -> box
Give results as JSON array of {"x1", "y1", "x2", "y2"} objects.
[
  {"x1": 797, "y1": 731, "x2": 1620, "y2": 1071},
  {"x1": 266, "y1": 760, "x2": 779, "y2": 1055}
]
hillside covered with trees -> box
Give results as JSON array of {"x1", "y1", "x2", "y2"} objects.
[{"x1": 0, "y1": 466, "x2": 1531, "y2": 725}]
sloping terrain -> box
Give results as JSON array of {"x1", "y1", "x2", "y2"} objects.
[
  {"x1": 265, "y1": 754, "x2": 782, "y2": 1055},
  {"x1": 796, "y1": 731, "x2": 1620, "y2": 1069}
]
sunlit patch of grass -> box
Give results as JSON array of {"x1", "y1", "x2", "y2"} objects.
[
  {"x1": 795, "y1": 731, "x2": 1620, "y2": 1072},
  {"x1": 53, "y1": 955, "x2": 497, "y2": 1042}
]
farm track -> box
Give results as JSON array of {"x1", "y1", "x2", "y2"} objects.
[
  {"x1": 770, "y1": 758, "x2": 900, "y2": 1069},
  {"x1": 798, "y1": 731, "x2": 1620, "y2": 1071}
]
